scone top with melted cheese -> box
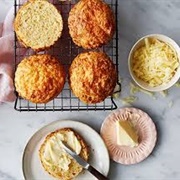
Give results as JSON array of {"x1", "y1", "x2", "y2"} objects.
[
  {"x1": 39, "y1": 128, "x2": 89, "y2": 180},
  {"x1": 15, "y1": 54, "x2": 66, "y2": 104},
  {"x1": 69, "y1": 51, "x2": 117, "y2": 104},
  {"x1": 68, "y1": 0, "x2": 115, "y2": 49}
]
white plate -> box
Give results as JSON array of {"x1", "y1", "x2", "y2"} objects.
[{"x1": 22, "y1": 120, "x2": 110, "y2": 180}]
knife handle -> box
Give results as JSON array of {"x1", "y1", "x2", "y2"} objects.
[{"x1": 88, "y1": 165, "x2": 109, "y2": 180}]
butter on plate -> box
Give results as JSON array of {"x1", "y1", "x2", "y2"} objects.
[{"x1": 116, "y1": 120, "x2": 139, "y2": 147}]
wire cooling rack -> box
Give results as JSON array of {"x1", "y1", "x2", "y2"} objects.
[{"x1": 14, "y1": 0, "x2": 120, "y2": 111}]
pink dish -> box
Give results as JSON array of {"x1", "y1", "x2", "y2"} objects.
[{"x1": 100, "y1": 107, "x2": 157, "y2": 165}]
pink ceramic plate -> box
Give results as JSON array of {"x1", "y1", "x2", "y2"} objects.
[{"x1": 100, "y1": 107, "x2": 157, "y2": 165}]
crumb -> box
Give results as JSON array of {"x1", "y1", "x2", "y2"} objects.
[
  {"x1": 159, "y1": 90, "x2": 168, "y2": 97},
  {"x1": 121, "y1": 96, "x2": 137, "y2": 105},
  {"x1": 130, "y1": 82, "x2": 155, "y2": 99},
  {"x1": 175, "y1": 82, "x2": 180, "y2": 87},
  {"x1": 168, "y1": 101, "x2": 173, "y2": 108}
]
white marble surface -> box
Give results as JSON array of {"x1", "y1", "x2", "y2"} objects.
[{"x1": 1, "y1": 0, "x2": 180, "y2": 180}]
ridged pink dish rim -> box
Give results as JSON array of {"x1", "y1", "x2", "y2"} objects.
[{"x1": 100, "y1": 107, "x2": 157, "y2": 165}]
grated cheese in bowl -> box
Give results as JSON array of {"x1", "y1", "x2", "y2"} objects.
[
  {"x1": 132, "y1": 37, "x2": 179, "y2": 87},
  {"x1": 128, "y1": 34, "x2": 180, "y2": 92}
]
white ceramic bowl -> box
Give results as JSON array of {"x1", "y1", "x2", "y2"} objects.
[{"x1": 128, "y1": 34, "x2": 180, "y2": 92}]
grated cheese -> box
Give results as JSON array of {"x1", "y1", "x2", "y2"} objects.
[
  {"x1": 112, "y1": 91, "x2": 120, "y2": 99},
  {"x1": 121, "y1": 96, "x2": 137, "y2": 105},
  {"x1": 168, "y1": 101, "x2": 173, "y2": 108},
  {"x1": 175, "y1": 82, "x2": 180, "y2": 87},
  {"x1": 130, "y1": 82, "x2": 139, "y2": 95},
  {"x1": 159, "y1": 90, "x2": 168, "y2": 97},
  {"x1": 130, "y1": 82, "x2": 155, "y2": 98},
  {"x1": 132, "y1": 38, "x2": 179, "y2": 87}
]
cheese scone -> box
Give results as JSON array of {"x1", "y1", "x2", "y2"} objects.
[
  {"x1": 39, "y1": 128, "x2": 89, "y2": 180},
  {"x1": 15, "y1": 54, "x2": 66, "y2": 103},
  {"x1": 14, "y1": 0, "x2": 63, "y2": 51},
  {"x1": 68, "y1": 0, "x2": 115, "y2": 49},
  {"x1": 69, "y1": 51, "x2": 117, "y2": 104}
]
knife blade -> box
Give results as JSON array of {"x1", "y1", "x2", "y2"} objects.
[{"x1": 61, "y1": 141, "x2": 109, "y2": 180}]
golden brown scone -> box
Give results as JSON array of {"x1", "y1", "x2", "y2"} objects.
[
  {"x1": 68, "y1": 0, "x2": 115, "y2": 49},
  {"x1": 69, "y1": 51, "x2": 117, "y2": 104},
  {"x1": 14, "y1": 0, "x2": 63, "y2": 51},
  {"x1": 15, "y1": 54, "x2": 65, "y2": 103},
  {"x1": 39, "y1": 128, "x2": 89, "y2": 180}
]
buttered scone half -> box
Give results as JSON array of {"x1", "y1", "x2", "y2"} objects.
[
  {"x1": 39, "y1": 128, "x2": 89, "y2": 180},
  {"x1": 68, "y1": 0, "x2": 115, "y2": 49},
  {"x1": 15, "y1": 54, "x2": 66, "y2": 103},
  {"x1": 14, "y1": 0, "x2": 63, "y2": 51},
  {"x1": 69, "y1": 51, "x2": 117, "y2": 104}
]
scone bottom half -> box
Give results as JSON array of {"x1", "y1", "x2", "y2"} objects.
[
  {"x1": 14, "y1": 0, "x2": 63, "y2": 51},
  {"x1": 39, "y1": 128, "x2": 89, "y2": 180},
  {"x1": 69, "y1": 51, "x2": 117, "y2": 104},
  {"x1": 15, "y1": 54, "x2": 66, "y2": 104},
  {"x1": 68, "y1": 0, "x2": 115, "y2": 49}
]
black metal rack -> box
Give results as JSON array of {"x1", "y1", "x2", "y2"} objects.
[{"x1": 14, "y1": 0, "x2": 120, "y2": 111}]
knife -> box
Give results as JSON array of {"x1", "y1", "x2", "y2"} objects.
[{"x1": 61, "y1": 141, "x2": 109, "y2": 180}]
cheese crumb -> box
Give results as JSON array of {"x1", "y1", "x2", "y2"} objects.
[
  {"x1": 121, "y1": 96, "x2": 137, "y2": 105},
  {"x1": 159, "y1": 90, "x2": 168, "y2": 97},
  {"x1": 130, "y1": 82, "x2": 155, "y2": 98},
  {"x1": 130, "y1": 82, "x2": 140, "y2": 95},
  {"x1": 175, "y1": 82, "x2": 180, "y2": 87},
  {"x1": 168, "y1": 101, "x2": 173, "y2": 108}
]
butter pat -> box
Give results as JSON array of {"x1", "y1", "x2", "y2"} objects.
[{"x1": 116, "y1": 120, "x2": 138, "y2": 147}]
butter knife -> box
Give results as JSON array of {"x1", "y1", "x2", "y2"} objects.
[{"x1": 61, "y1": 142, "x2": 109, "y2": 180}]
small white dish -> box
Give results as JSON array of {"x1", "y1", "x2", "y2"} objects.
[
  {"x1": 128, "y1": 34, "x2": 180, "y2": 91},
  {"x1": 22, "y1": 120, "x2": 109, "y2": 180}
]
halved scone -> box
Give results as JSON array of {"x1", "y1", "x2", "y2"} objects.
[
  {"x1": 39, "y1": 128, "x2": 89, "y2": 180},
  {"x1": 14, "y1": 0, "x2": 63, "y2": 51}
]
